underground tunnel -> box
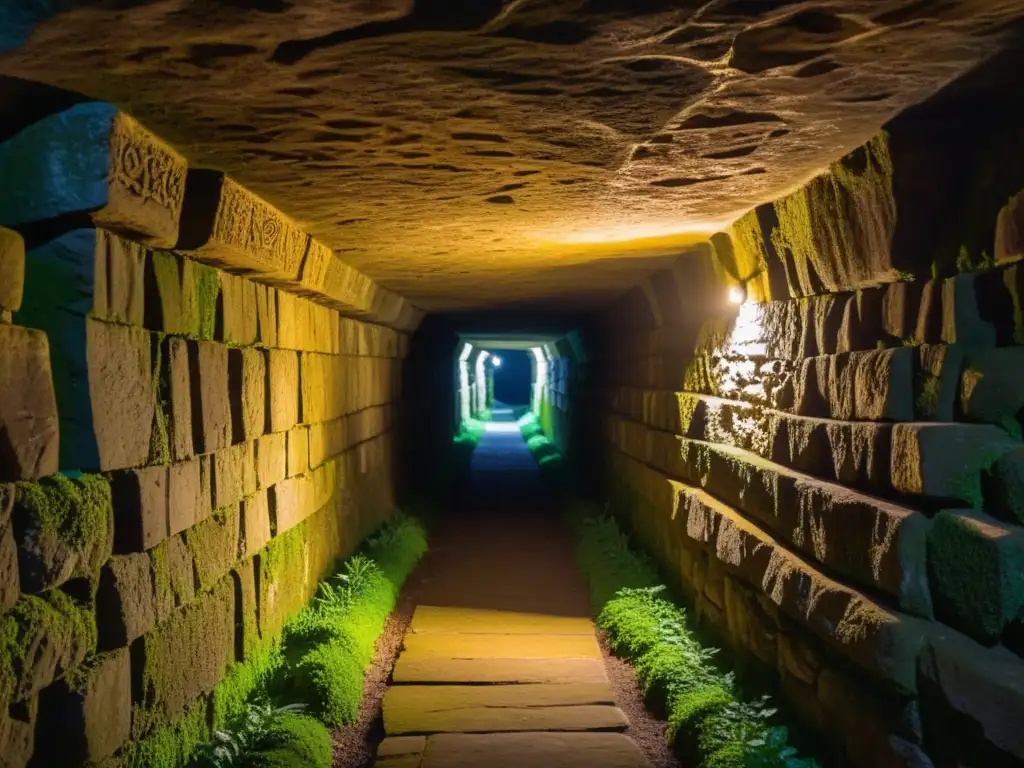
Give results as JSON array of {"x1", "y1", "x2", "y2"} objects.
[{"x1": 3, "y1": 2, "x2": 1024, "y2": 767}]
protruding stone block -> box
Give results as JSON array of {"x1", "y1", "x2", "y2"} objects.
[
  {"x1": 95, "y1": 552, "x2": 157, "y2": 649},
  {"x1": 175, "y1": 170, "x2": 307, "y2": 283},
  {"x1": 135, "y1": 575, "x2": 234, "y2": 727},
  {"x1": 891, "y1": 423, "x2": 1014, "y2": 504},
  {"x1": 256, "y1": 432, "x2": 287, "y2": 490},
  {"x1": 0, "y1": 324, "x2": 59, "y2": 480},
  {"x1": 269, "y1": 474, "x2": 309, "y2": 535},
  {"x1": 110, "y1": 465, "x2": 168, "y2": 552},
  {"x1": 1, "y1": 591, "x2": 95, "y2": 703},
  {"x1": 163, "y1": 336, "x2": 194, "y2": 462},
  {"x1": 961, "y1": 347, "x2": 1024, "y2": 431},
  {"x1": 942, "y1": 274, "x2": 996, "y2": 347},
  {"x1": 0, "y1": 696, "x2": 35, "y2": 768},
  {"x1": 168, "y1": 456, "x2": 212, "y2": 537},
  {"x1": 217, "y1": 271, "x2": 258, "y2": 346},
  {"x1": 255, "y1": 283, "x2": 278, "y2": 348},
  {"x1": 267, "y1": 349, "x2": 299, "y2": 432},
  {"x1": 212, "y1": 441, "x2": 256, "y2": 510},
  {"x1": 240, "y1": 490, "x2": 271, "y2": 559},
  {"x1": 287, "y1": 426, "x2": 309, "y2": 478},
  {"x1": 229, "y1": 348, "x2": 265, "y2": 444},
  {"x1": 188, "y1": 340, "x2": 231, "y2": 454},
  {"x1": 35, "y1": 648, "x2": 131, "y2": 764},
  {"x1": 0, "y1": 103, "x2": 186, "y2": 246},
  {"x1": 988, "y1": 447, "x2": 1024, "y2": 525},
  {"x1": 185, "y1": 504, "x2": 241, "y2": 590},
  {"x1": 927, "y1": 509, "x2": 1024, "y2": 644},
  {"x1": 0, "y1": 227, "x2": 25, "y2": 314},
  {"x1": 995, "y1": 189, "x2": 1024, "y2": 265},
  {"x1": 145, "y1": 250, "x2": 219, "y2": 340},
  {"x1": 915, "y1": 344, "x2": 963, "y2": 421},
  {"x1": 12, "y1": 474, "x2": 113, "y2": 592}
]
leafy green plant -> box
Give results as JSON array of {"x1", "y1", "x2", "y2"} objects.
[{"x1": 192, "y1": 702, "x2": 308, "y2": 768}]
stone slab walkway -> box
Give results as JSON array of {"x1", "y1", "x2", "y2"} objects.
[{"x1": 373, "y1": 420, "x2": 652, "y2": 767}]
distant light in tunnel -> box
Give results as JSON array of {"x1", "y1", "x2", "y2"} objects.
[
  {"x1": 728, "y1": 285, "x2": 746, "y2": 305},
  {"x1": 485, "y1": 421, "x2": 520, "y2": 434},
  {"x1": 492, "y1": 356, "x2": 502, "y2": 367}
]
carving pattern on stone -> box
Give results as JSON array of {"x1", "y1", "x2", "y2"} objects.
[{"x1": 108, "y1": 113, "x2": 186, "y2": 213}]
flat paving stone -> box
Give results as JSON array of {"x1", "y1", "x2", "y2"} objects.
[
  {"x1": 410, "y1": 605, "x2": 595, "y2": 635},
  {"x1": 384, "y1": 683, "x2": 621, "y2": 734},
  {"x1": 393, "y1": 656, "x2": 610, "y2": 685},
  {"x1": 401, "y1": 632, "x2": 601, "y2": 660},
  {"x1": 376, "y1": 732, "x2": 653, "y2": 768}
]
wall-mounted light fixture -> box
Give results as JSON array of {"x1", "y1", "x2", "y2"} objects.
[
  {"x1": 492, "y1": 356, "x2": 502, "y2": 367},
  {"x1": 727, "y1": 284, "x2": 746, "y2": 305}
]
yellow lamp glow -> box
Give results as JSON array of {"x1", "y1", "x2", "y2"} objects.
[{"x1": 728, "y1": 285, "x2": 745, "y2": 305}]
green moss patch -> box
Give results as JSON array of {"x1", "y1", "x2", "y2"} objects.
[
  {"x1": 12, "y1": 474, "x2": 113, "y2": 592},
  {"x1": 247, "y1": 712, "x2": 332, "y2": 768}
]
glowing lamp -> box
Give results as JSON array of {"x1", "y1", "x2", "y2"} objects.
[
  {"x1": 493, "y1": 356, "x2": 502, "y2": 367},
  {"x1": 727, "y1": 285, "x2": 746, "y2": 305}
]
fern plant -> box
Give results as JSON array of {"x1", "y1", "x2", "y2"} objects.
[{"x1": 193, "y1": 702, "x2": 308, "y2": 768}]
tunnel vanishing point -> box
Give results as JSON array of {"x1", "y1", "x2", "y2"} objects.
[{"x1": 3, "y1": 2, "x2": 1024, "y2": 767}]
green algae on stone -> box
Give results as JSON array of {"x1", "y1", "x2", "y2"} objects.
[
  {"x1": 927, "y1": 509, "x2": 1024, "y2": 645},
  {"x1": 0, "y1": 589, "x2": 96, "y2": 705},
  {"x1": 185, "y1": 506, "x2": 240, "y2": 591},
  {"x1": 121, "y1": 694, "x2": 212, "y2": 768},
  {"x1": 248, "y1": 712, "x2": 332, "y2": 768},
  {"x1": 194, "y1": 262, "x2": 220, "y2": 342},
  {"x1": 13, "y1": 474, "x2": 113, "y2": 592}
]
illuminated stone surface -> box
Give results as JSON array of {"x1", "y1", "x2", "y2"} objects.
[{"x1": 4, "y1": 1, "x2": 1024, "y2": 309}]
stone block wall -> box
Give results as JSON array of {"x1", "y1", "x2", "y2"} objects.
[
  {"x1": 582, "y1": 79, "x2": 1024, "y2": 768},
  {"x1": 0, "y1": 103, "x2": 416, "y2": 767}
]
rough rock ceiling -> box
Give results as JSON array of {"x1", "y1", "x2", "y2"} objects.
[{"x1": 2, "y1": 0, "x2": 1024, "y2": 311}]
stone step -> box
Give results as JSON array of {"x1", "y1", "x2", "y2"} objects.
[
  {"x1": 375, "y1": 732, "x2": 652, "y2": 768},
  {"x1": 606, "y1": 420, "x2": 933, "y2": 616},
  {"x1": 401, "y1": 633, "x2": 601, "y2": 661},
  {"x1": 393, "y1": 657, "x2": 609, "y2": 686},
  {"x1": 383, "y1": 684, "x2": 624, "y2": 735},
  {"x1": 410, "y1": 606, "x2": 594, "y2": 636}
]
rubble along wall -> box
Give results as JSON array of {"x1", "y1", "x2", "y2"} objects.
[
  {"x1": 0, "y1": 102, "x2": 419, "y2": 766},
  {"x1": 589, "y1": 60, "x2": 1024, "y2": 768}
]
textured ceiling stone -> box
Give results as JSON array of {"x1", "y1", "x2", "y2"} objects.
[{"x1": 2, "y1": 0, "x2": 1024, "y2": 310}]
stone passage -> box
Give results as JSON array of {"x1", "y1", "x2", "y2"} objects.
[{"x1": 375, "y1": 425, "x2": 650, "y2": 767}]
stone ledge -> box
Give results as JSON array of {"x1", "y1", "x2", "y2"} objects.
[{"x1": 0, "y1": 103, "x2": 186, "y2": 248}]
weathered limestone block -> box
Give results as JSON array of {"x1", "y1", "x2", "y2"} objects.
[
  {"x1": 287, "y1": 427, "x2": 309, "y2": 478},
  {"x1": 795, "y1": 349, "x2": 913, "y2": 421},
  {"x1": 145, "y1": 250, "x2": 219, "y2": 340},
  {"x1": 674, "y1": 482, "x2": 924, "y2": 691},
  {"x1": 301, "y1": 237, "x2": 377, "y2": 315},
  {"x1": 0, "y1": 696, "x2": 35, "y2": 768},
  {"x1": 152, "y1": 534, "x2": 197, "y2": 623},
  {"x1": 723, "y1": 574, "x2": 777, "y2": 666},
  {"x1": 229, "y1": 348, "x2": 265, "y2": 444},
  {"x1": 309, "y1": 418, "x2": 347, "y2": 469},
  {"x1": 0, "y1": 590, "x2": 96, "y2": 705},
  {"x1": 175, "y1": 170, "x2": 307, "y2": 282},
  {"x1": 961, "y1": 347, "x2": 1024, "y2": 431},
  {"x1": 891, "y1": 423, "x2": 1014, "y2": 504},
  {"x1": 95, "y1": 553, "x2": 157, "y2": 649},
  {"x1": 915, "y1": 344, "x2": 963, "y2": 421},
  {"x1": 817, "y1": 669, "x2": 930, "y2": 768},
  {"x1": 135, "y1": 576, "x2": 235, "y2": 729},
  {"x1": 918, "y1": 628, "x2": 1024, "y2": 762},
  {"x1": 267, "y1": 349, "x2": 299, "y2": 432},
  {"x1": 988, "y1": 447, "x2": 1024, "y2": 525},
  {"x1": 254, "y1": 283, "x2": 278, "y2": 348},
  {"x1": 270, "y1": 474, "x2": 310, "y2": 535},
  {"x1": 882, "y1": 281, "x2": 923, "y2": 341},
  {"x1": 914, "y1": 280, "x2": 944, "y2": 345},
  {"x1": 22, "y1": 228, "x2": 145, "y2": 327},
  {"x1": 188, "y1": 340, "x2": 231, "y2": 454},
  {"x1": 212, "y1": 441, "x2": 256, "y2": 510},
  {"x1": 240, "y1": 490, "x2": 271, "y2": 559},
  {"x1": 256, "y1": 431, "x2": 287, "y2": 490},
  {"x1": 217, "y1": 271, "x2": 258, "y2": 346},
  {"x1": 185, "y1": 504, "x2": 241, "y2": 590},
  {"x1": 111, "y1": 465, "x2": 168, "y2": 552},
  {"x1": 995, "y1": 189, "x2": 1024, "y2": 265},
  {"x1": 258, "y1": 523, "x2": 316, "y2": 644},
  {"x1": 12, "y1": 474, "x2": 113, "y2": 593},
  {"x1": 679, "y1": 438, "x2": 932, "y2": 615},
  {"x1": 927, "y1": 510, "x2": 1024, "y2": 644},
  {"x1": 163, "y1": 337, "x2": 194, "y2": 462},
  {"x1": 168, "y1": 456, "x2": 212, "y2": 537},
  {"x1": 0, "y1": 227, "x2": 25, "y2": 314},
  {"x1": 51, "y1": 320, "x2": 155, "y2": 471},
  {"x1": 941, "y1": 274, "x2": 996, "y2": 347},
  {"x1": 0, "y1": 103, "x2": 186, "y2": 246},
  {"x1": 35, "y1": 648, "x2": 130, "y2": 764},
  {"x1": 0, "y1": 325, "x2": 59, "y2": 480}
]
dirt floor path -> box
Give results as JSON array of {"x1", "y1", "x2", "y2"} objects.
[{"x1": 371, "y1": 412, "x2": 657, "y2": 767}]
